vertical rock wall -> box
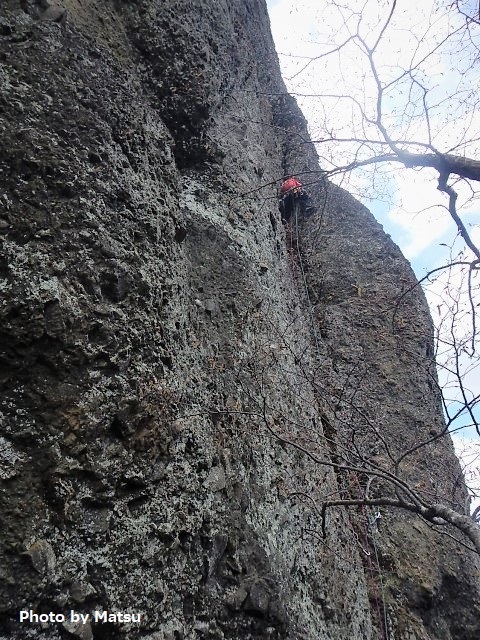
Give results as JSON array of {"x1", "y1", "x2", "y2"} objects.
[
  {"x1": 0, "y1": 1, "x2": 478, "y2": 640},
  {"x1": 297, "y1": 182, "x2": 480, "y2": 639}
]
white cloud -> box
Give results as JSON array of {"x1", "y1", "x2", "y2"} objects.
[
  {"x1": 269, "y1": 0, "x2": 480, "y2": 259},
  {"x1": 470, "y1": 225, "x2": 480, "y2": 247},
  {"x1": 451, "y1": 434, "x2": 480, "y2": 514},
  {"x1": 385, "y1": 169, "x2": 452, "y2": 259},
  {"x1": 268, "y1": 0, "x2": 480, "y2": 509}
]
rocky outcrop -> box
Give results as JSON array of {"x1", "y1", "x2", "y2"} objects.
[
  {"x1": 298, "y1": 183, "x2": 480, "y2": 639},
  {"x1": 0, "y1": 1, "x2": 479, "y2": 639}
]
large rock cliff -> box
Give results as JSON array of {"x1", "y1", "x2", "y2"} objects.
[{"x1": 0, "y1": 1, "x2": 479, "y2": 639}]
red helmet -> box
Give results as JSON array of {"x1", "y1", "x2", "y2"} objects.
[{"x1": 280, "y1": 177, "x2": 302, "y2": 194}]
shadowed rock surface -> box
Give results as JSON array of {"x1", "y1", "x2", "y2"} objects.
[{"x1": 0, "y1": 1, "x2": 479, "y2": 639}]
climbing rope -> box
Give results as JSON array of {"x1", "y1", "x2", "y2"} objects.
[
  {"x1": 292, "y1": 201, "x2": 323, "y2": 357},
  {"x1": 363, "y1": 512, "x2": 388, "y2": 640},
  {"x1": 353, "y1": 475, "x2": 389, "y2": 640},
  {"x1": 287, "y1": 215, "x2": 297, "y2": 279},
  {"x1": 288, "y1": 202, "x2": 390, "y2": 638},
  {"x1": 368, "y1": 511, "x2": 390, "y2": 640}
]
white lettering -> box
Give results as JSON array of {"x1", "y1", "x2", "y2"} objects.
[
  {"x1": 70, "y1": 611, "x2": 90, "y2": 624},
  {"x1": 93, "y1": 611, "x2": 142, "y2": 623},
  {"x1": 94, "y1": 611, "x2": 108, "y2": 623},
  {"x1": 19, "y1": 611, "x2": 66, "y2": 623}
]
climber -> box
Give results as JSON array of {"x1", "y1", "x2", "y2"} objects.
[{"x1": 278, "y1": 176, "x2": 315, "y2": 224}]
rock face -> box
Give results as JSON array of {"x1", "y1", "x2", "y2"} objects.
[{"x1": 0, "y1": 1, "x2": 478, "y2": 639}]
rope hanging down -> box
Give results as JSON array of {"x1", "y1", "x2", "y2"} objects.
[
  {"x1": 292, "y1": 202, "x2": 322, "y2": 357},
  {"x1": 290, "y1": 213, "x2": 390, "y2": 638},
  {"x1": 354, "y1": 476, "x2": 390, "y2": 640},
  {"x1": 368, "y1": 511, "x2": 389, "y2": 640}
]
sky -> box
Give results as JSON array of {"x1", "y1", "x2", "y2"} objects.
[
  {"x1": 266, "y1": 0, "x2": 480, "y2": 506},
  {"x1": 266, "y1": 0, "x2": 480, "y2": 269}
]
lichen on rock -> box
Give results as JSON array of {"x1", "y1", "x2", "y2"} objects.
[{"x1": 0, "y1": 1, "x2": 479, "y2": 639}]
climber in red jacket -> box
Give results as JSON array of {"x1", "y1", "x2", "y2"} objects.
[{"x1": 278, "y1": 176, "x2": 315, "y2": 223}]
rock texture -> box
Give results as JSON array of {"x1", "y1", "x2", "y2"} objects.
[
  {"x1": 0, "y1": 1, "x2": 479, "y2": 639},
  {"x1": 297, "y1": 183, "x2": 480, "y2": 639}
]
